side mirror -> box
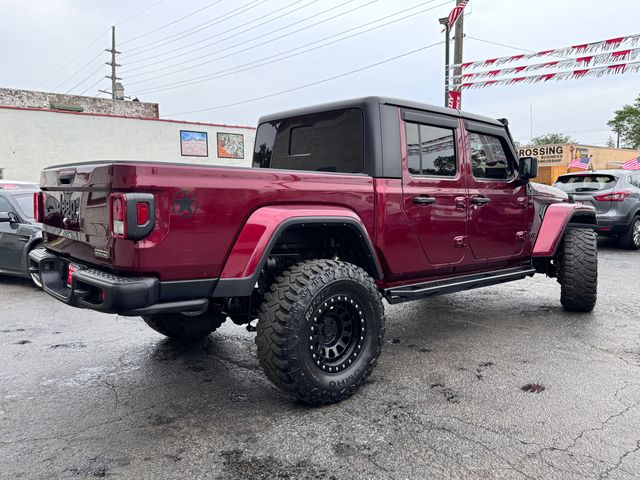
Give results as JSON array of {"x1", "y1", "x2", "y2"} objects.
[
  {"x1": 518, "y1": 156, "x2": 538, "y2": 180},
  {"x1": 0, "y1": 211, "x2": 17, "y2": 223}
]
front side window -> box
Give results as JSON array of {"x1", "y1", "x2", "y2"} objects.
[
  {"x1": 252, "y1": 108, "x2": 364, "y2": 173},
  {"x1": 405, "y1": 122, "x2": 457, "y2": 177},
  {"x1": 469, "y1": 133, "x2": 514, "y2": 180}
]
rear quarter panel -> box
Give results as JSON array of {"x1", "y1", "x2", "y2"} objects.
[{"x1": 103, "y1": 164, "x2": 375, "y2": 281}]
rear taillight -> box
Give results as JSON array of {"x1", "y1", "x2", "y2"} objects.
[
  {"x1": 594, "y1": 191, "x2": 630, "y2": 202},
  {"x1": 110, "y1": 193, "x2": 127, "y2": 238},
  {"x1": 33, "y1": 192, "x2": 43, "y2": 222},
  {"x1": 109, "y1": 193, "x2": 155, "y2": 240}
]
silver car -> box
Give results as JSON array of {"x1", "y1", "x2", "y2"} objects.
[{"x1": 553, "y1": 170, "x2": 640, "y2": 249}]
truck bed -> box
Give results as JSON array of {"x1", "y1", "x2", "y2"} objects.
[{"x1": 40, "y1": 161, "x2": 375, "y2": 281}]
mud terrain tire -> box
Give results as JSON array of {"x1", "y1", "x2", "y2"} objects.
[
  {"x1": 256, "y1": 259, "x2": 385, "y2": 405},
  {"x1": 143, "y1": 306, "x2": 225, "y2": 342},
  {"x1": 558, "y1": 229, "x2": 597, "y2": 312}
]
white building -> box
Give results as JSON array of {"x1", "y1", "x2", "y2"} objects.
[{"x1": 0, "y1": 88, "x2": 255, "y2": 182}]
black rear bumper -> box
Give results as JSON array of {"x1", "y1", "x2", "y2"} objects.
[
  {"x1": 594, "y1": 215, "x2": 630, "y2": 235},
  {"x1": 29, "y1": 248, "x2": 217, "y2": 316}
]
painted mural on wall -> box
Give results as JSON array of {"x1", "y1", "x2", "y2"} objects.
[
  {"x1": 217, "y1": 133, "x2": 244, "y2": 159},
  {"x1": 180, "y1": 130, "x2": 208, "y2": 157}
]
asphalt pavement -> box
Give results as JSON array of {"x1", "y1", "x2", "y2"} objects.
[{"x1": 1, "y1": 240, "x2": 639, "y2": 479}]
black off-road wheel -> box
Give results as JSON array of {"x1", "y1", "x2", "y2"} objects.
[
  {"x1": 620, "y1": 216, "x2": 640, "y2": 250},
  {"x1": 256, "y1": 259, "x2": 385, "y2": 405},
  {"x1": 557, "y1": 229, "x2": 597, "y2": 312},
  {"x1": 142, "y1": 305, "x2": 226, "y2": 342}
]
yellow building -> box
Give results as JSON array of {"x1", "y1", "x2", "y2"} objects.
[{"x1": 517, "y1": 144, "x2": 640, "y2": 185}]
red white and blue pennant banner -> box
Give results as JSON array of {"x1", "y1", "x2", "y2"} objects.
[
  {"x1": 453, "y1": 48, "x2": 640, "y2": 80},
  {"x1": 459, "y1": 62, "x2": 640, "y2": 90},
  {"x1": 451, "y1": 34, "x2": 640, "y2": 71}
]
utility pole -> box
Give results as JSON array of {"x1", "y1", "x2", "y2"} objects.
[
  {"x1": 439, "y1": 17, "x2": 451, "y2": 107},
  {"x1": 452, "y1": 0, "x2": 465, "y2": 109},
  {"x1": 105, "y1": 26, "x2": 121, "y2": 100}
]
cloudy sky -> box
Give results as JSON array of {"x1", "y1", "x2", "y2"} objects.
[{"x1": 2, "y1": 0, "x2": 639, "y2": 146}]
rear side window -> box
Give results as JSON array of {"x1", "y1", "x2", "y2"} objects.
[
  {"x1": 0, "y1": 197, "x2": 12, "y2": 213},
  {"x1": 405, "y1": 122, "x2": 457, "y2": 177},
  {"x1": 252, "y1": 109, "x2": 364, "y2": 173},
  {"x1": 628, "y1": 175, "x2": 640, "y2": 188},
  {"x1": 554, "y1": 174, "x2": 617, "y2": 192},
  {"x1": 13, "y1": 193, "x2": 35, "y2": 219},
  {"x1": 469, "y1": 133, "x2": 514, "y2": 180}
]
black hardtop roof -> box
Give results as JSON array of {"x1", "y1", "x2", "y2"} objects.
[{"x1": 257, "y1": 96, "x2": 503, "y2": 127}]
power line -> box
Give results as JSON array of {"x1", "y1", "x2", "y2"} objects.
[
  {"x1": 166, "y1": 41, "x2": 443, "y2": 117},
  {"x1": 64, "y1": 64, "x2": 105, "y2": 94},
  {"x1": 121, "y1": 0, "x2": 266, "y2": 56},
  {"x1": 116, "y1": 0, "x2": 167, "y2": 25},
  {"x1": 130, "y1": 0, "x2": 454, "y2": 95},
  {"x1": 466, "y1": 35, "x2": 537, "y2": 53},
  {"x1": 37, "y1": 29, "x2": 109, "y2": 89},
  {"x1": 125, "y1": 0, "x2": 377, "y2": 82},
  {"x1": 52, "y1": 50, "x2": 105, "y2": 92},
  {"x1": 37, "y1": 0, "x2": 167, "y2": 90},
  {"x1": 120, "y1": 0, "x2": 226, "y2": 46},
  {"x1": 123, "y1": 0, "x2": 364, "y2": 77},
  {"x1": 123, "y1": 0, "x2": 316, "y2": 65},
  {"x1": 79, "y1": 76, "x2": 108, "y2": 96}
]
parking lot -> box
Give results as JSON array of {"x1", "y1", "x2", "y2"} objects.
[{"x1": 0, "y1": 240, "x2": 638, "y2": 480}]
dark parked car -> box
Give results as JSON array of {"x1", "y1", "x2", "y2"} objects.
[
  {"x1": 553, "y1": 170, "x2": 640, "y2": 249},
  {"x1": 0, "y1": 181, "x2": 43, "y2": 285}
]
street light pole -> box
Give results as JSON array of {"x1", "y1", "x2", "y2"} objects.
[{"x1": 439, "y1": 17, "x2": 451, "y2": 107}]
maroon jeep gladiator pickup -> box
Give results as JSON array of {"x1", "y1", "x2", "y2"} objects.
[{"x1": 30, "y1": 97, "x2": 597, "y2": 405}]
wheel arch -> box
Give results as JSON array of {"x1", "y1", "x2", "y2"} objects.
[
  {"x1": 532, "y1": 203, "x2": 596, "y2": 258},
  {"x1": 214, "y1": 206, "x2": 382, "y2": 298},
  {"x1": 22, "y1": 232, "x2": 43, "y2": 272}
]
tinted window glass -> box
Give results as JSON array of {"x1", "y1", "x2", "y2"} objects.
[
  {"x1": 629, "y1": 175, "x2": 640, "y2": 188},
  {"x1": 553, "y1": 174, "x2": 617, "y2": 192},
  {"x1": 469, "y1": 133, "x2": 513, "y2": 180},
  {"x1": 405, "y1": 122, "x2": 421, "y2": 175},
  {"x1": 253, "y1": 109, "x2": 364, "y2": 173},
  {"x1": 404, "y1": 122, "x2": 456, "y2": 177},
  {"x1": 13, "y1": 193, "x2": 34, "y2": 219}
]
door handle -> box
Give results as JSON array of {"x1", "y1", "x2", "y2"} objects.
[
  {"x1": 471, "y1": 196, "x2": 491, "y2": 205},
  {"x1": 413, "y1": 196, "x2": 437, "y2": 206}
]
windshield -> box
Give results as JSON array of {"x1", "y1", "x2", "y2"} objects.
[
  {"x1": 553, "y1": 174, "x2": 617, "y2": 192},
  {"x1": 13, "y1": 192, "x2": 35, "y2": 219}
]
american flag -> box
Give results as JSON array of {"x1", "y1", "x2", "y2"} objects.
[
  {"x1": 447, "y1": 1, "x2": 469, "y2": 29},
  {"x1": 622, "y1": 156, "x2": 640, "y2": 170},
  {"x1": 568, "y1": 157, "x2": 591, "y2": 170}
]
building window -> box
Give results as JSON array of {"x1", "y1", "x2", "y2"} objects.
[{"x1": 405, "y1": 122, "x2": 457, "y2": 177}]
